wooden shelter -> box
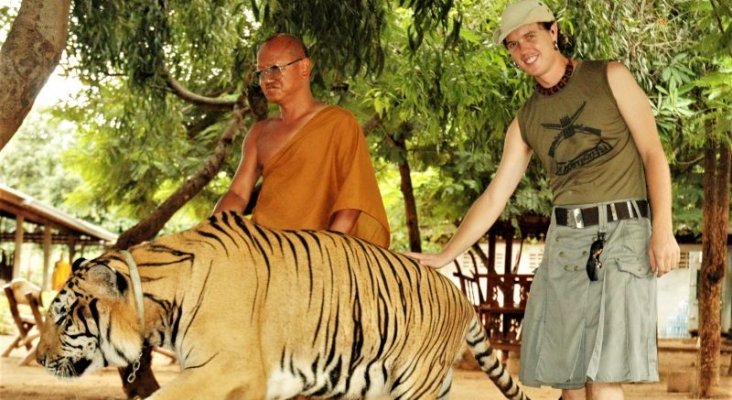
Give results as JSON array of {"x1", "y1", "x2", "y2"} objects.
[
  {"x1": 0, "y1": 184, "x2": 117, "y2": 289},
  {"x1": 452, "y1": 214, "x2": 550, "y2": 357}
]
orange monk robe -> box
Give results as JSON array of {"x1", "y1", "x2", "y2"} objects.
[
  {"x1": 252, "y1": 105, "x2": 391, "y2": 248},
  {"x1": 51, "y1": 257, "x2": 71, "y2": 291}
]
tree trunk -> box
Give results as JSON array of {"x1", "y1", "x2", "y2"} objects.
[
  {"x1": 398, "y1": 153, "x2": 421, "y2": 252},
  {"x1": 387, "y1": 124, "x2": 421, "y2": 252},
  {"x1": 697, "y1": 135, "x2": 731, "y2": 397},
  {"x1": 0, "y1": 0, "x2": 71, "y2": 150},
  {"x1": 362, "y1": 114, "x2": 422, "y2": 250},
  {"x1": 361, "y1": 113, "x2": 382, "y2": 137}
]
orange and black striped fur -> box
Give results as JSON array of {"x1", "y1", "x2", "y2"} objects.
[{"x1": 37, "y1": 211, "x2": 530, "y2": 400}]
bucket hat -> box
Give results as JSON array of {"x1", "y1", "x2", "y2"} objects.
[{"x1": 493, "y1": 0, "x2": 555, "y2": 45}]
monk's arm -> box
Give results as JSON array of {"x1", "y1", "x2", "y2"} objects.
[
  {"x1": 212, "y1": 127, "x2": 262, "y2": 214},
  {"x1": 329, "y1": 209, "x2": 361, "y2": 234}
]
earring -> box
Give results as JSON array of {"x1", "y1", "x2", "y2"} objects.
[{"x1": 553, "y1": 41, "x2": 559, "y2": 51}]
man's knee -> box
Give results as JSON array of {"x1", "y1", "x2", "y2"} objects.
[
  {"x1": 561, "y1": 387, "x2": 587, "y2": 400},
  {"x1": 587, "y1": 382, "x2": 624, "y2": 400}
]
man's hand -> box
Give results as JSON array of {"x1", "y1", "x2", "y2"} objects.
[
  {"x1": 403, "y1": 252, "x2": 452, "y2": 269},
  {"x1": 648, "y1": 230, "x2": 680, "y2": 277}
]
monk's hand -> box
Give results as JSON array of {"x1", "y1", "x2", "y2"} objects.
[
  {"x1": 403, "y1": 252, "x2": 451, "y2": 269},
  {"x1": 648, "y1": 230, "x2": 680, "y2": 278}
]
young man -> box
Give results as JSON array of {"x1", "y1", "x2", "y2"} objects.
[
  {"x1": 214, "y1": 34, "x2": 390, "y2": 248},
  {"x1": 408, "y1": 1, "x2": 680, "y2": 399}
]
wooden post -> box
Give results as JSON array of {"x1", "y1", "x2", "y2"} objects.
[
  {"x1": 42, "y1": 224, "x2": 52, "y2": 290},
  {"x1": 68, "y1": 239, "x2": 77, "y2": 263},
  {"x1": 12, "y1": 215, "x2": 23, "y2": 278}
]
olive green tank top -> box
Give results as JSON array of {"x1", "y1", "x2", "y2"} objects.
[{"x1": 518, "y1": 60, "x2": 647, "y2": 206}]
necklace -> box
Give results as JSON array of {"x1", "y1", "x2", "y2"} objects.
[{"x1": 536, "y1": 61, "x2": 574, "y2": 96}]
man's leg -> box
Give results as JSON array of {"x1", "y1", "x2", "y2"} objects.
[
  {"x1": 561, "y1": 387, "x2": 586, "y2": 400},
  {"x1": 587, "y1": 383, "x2": 623, "y2": 400}
]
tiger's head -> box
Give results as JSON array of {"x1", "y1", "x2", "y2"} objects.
[{"x1": 37, "y1": 256, "x2": 145, "y2": 378}]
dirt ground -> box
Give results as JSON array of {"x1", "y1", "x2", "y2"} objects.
[{"x1": 0, "y1": 335, "x2": 730, "y2": 399}]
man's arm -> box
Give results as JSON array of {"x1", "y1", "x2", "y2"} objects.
[
  {"x1": 607, "y1": 61, "x2": 680, "y2": 277},
  {"x1": 407, "y1": 118, "x2": 533, "y2": 268},
  {"x1": 328, "y1": 110, "x2": 382, "y2": 237},
  {"x1": 329, "y1": 209, "x2": 361, "y2": 234},
  {"x1": 212, "y1": 125, "x2": 262, "y2": 214}
]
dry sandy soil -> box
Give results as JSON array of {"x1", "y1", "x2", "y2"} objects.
[{"x1": 0, "y1": 335, "x2": 730, "y2": 400}]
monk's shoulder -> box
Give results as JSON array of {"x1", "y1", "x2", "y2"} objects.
[
  {"x1": 245, "y1": 118, "x2": 273, "y2": 145},
  {"x1": 323, "y1": 106, "x2": 361, "y2": 138}
]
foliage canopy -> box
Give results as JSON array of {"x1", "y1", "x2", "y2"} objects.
[{"x1": 1, "y1": 0, "x2": 730, "y2": 249}]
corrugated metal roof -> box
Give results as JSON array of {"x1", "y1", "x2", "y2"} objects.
[{"x1": 0, "y1": 183, "x2": 117, "y2": 243}]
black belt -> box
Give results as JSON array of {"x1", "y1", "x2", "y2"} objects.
[{"x1": 554, "y1": 200, "x2": 649, "y2": 228}]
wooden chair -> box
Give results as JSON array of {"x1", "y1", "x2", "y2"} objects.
[
  {"x1": 452, "y1": 250, "x2": 493, "y2": 333},
  {"x1": 452, "y1": 232, "x2": 539, "y2": 360},
  {"x1": 452, "y1": 250, "x2": 488, "y2": 307},
  {"x1": 2, "y1": 278, "x2": 45, "y2": 365}
]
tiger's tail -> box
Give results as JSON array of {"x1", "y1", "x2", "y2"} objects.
[{"x1": 466, "y1": 316, "x2": 531, "y2": 400}]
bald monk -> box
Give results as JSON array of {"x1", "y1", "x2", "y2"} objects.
[{"x1": 214, "y1": 33, "x2": 390, "y2": 248}]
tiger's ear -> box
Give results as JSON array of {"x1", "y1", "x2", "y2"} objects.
[
  {"x1": 72, "y1": 257, "x2": 88, "y2": 272},
  {"x1": 87, "y1": 264, "x2": 129, "y2": 298}
]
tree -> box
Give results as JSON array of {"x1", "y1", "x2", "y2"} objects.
[
  {"x1": 0, "y1": 0, "x2": 70, "y2": 150},
  {"x1": 693, "y1": 1, "x2": 732, "y2": 394},
  {"x1": 0, "y1": 113, "x2": 82, "y2": 208}
]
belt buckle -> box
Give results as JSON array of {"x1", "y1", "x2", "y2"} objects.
[
  {"x1": 569, "y1": 208, "x2": 584, "y2": 229},
  {"x1": 610, "y1": 203, "x2": 618, "y2": 221}
]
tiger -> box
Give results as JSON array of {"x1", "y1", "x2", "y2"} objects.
[{"x1": 36, "y1": 211, "x2": 530, "y2": 400}]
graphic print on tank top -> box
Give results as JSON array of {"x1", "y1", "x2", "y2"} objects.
[{"x1": 542, "y1": 101, "x2": 612, "y2": 176}]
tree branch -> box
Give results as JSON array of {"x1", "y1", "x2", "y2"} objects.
[
  {"x1": 674, "y1": 154, "x2": 705, "y2": 166},
  {"x1": 361, "y1": 113, "x2": 383, "y2": 137},
  {"x1": 185, "y1": 111, "x2": 226, "y2": 140},
  {"x1": 163, "y1": 70, "x2": 239, "y2": 111},
  {"x1": 709, "y1": 0, "x2": 732, "y2": 57},
  {"x1": 114, "y1": 105, "x2": 249, "y2": 249}
]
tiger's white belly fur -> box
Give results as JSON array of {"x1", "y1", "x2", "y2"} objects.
[{"x1": 266, "y1": 362, "x2": 390, "y2": 399}]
